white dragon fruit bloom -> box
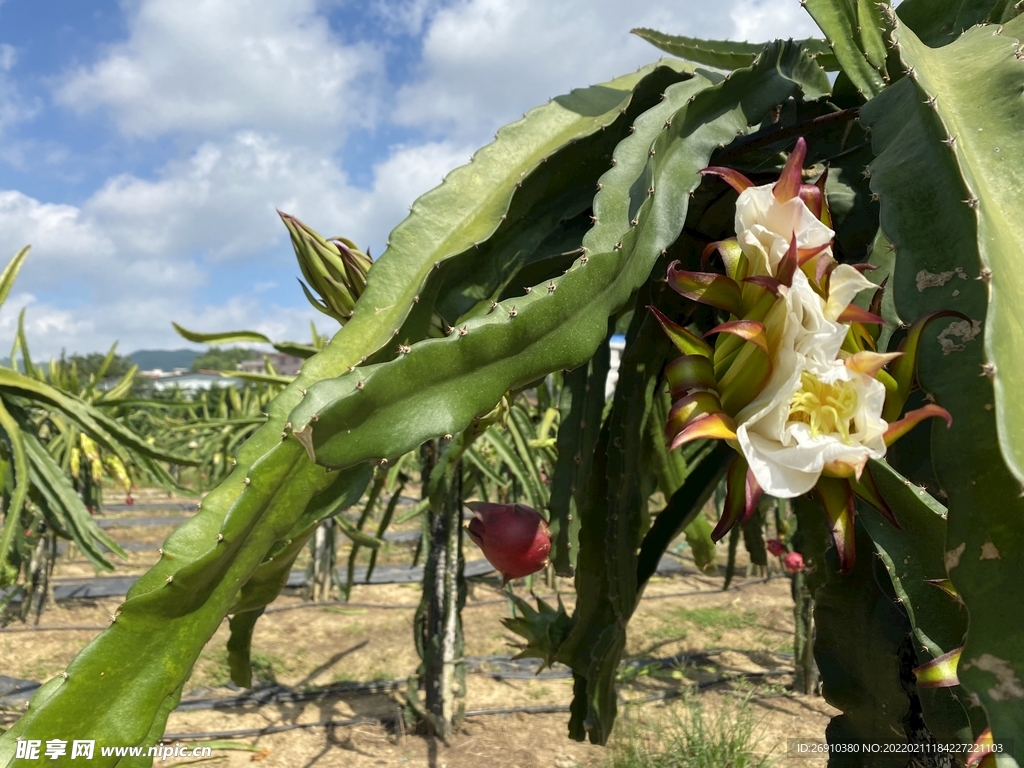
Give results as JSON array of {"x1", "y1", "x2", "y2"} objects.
[
  {"x1": 735, "y1": 269, "x2": 887, "y2": 497},
  {"x1": 735, "y1": 183, "x2": 836, "y2": 277}
]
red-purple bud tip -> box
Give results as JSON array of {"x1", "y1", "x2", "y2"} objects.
[
  {"x1": 783, "y1": 551, "x2": 805, "y2": 573},
  {"x1": 766, "y1": 539, "x2": 786, "y2": 557},
  {"x1": 466, "y1": 502, "x2": 551, "y2": 584}
]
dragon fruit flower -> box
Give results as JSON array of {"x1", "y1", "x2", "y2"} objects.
[{"x1": 466, "y1": 502, "x2": 551, "y2": 584}]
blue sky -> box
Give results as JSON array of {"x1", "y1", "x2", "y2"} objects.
[{"x1": 0, "y1": 0, "x2": 819, "y2": 357}]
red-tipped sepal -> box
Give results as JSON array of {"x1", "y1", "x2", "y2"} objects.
[
  {"x1": 700, "y1": 166, "x2": 755, "y2": 194},
  {"x1": 668, "y1": 412, "x2": 737, "y2": 451},
  {"x1": 701, "y1": 238, "x2": 747, "y2": 281},
  {"x1": 883, "y1": 404, "x2": 953, "y2": 447},
  {"x1": 773, "y1": 137, "x2": 807, "y2": 202},
  {"x1": 666, "y1": 355, "x2": 718, "y2": 399},
  {"x1": 913, "y1": 647, "x2": 961, "y2": 688},
  {"x1": 648, "y1": 306, "x2": 713, "y2": 358},
  {"x1": 844, "y1": 351, "x2": 902, "y2": 378},
  {"x1": 666, "y1": 391, "x2": 724, "y2": 442},
  {"x1": 837, "y1": 304, "x2": 887, "y2": 325},
  {"x1": 816, "y1": 476, "x2": 856, "y2": 573},
  {"x1": 667, "y1": 262, "x2": 743, "y2": 316},
  {"x1": 704, "y1": 320, "x2": 768, "y2": 355},
  {"x1": 711, "y1": 454, "x2": 762, "y2": 542}
]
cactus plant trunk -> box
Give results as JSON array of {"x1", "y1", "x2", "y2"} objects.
[
  {"x1": 412, "y1": 439, "x2": 467, "y2": 737},
  {"x1": 792, "y1": 571, "x2": 818, "y2": 695},
  {"x1": 309, "y1": 518, "x2": 336, "y2": 602}
]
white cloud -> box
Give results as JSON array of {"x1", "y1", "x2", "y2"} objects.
[
  {"x1": 394, "y1": 0, "x2": 821, "y2": 141},
  {"x1": 56, "y1": 0, "x2": 384, "y2": 141},
  {"x1": 0, "y1": 132, "x2": 471, "y2": 356},
  {"x1": 731, "y1": 0, "x2": 822, "y2": 42}
]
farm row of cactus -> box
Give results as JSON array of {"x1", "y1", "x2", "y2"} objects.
[{"x1": 3, "y1": 0, "x2": 1024, "y2": 764}]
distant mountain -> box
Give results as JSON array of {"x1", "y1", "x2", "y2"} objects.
[{"x1": 128, "y1": 349, "x2": 199, "y2": 371}]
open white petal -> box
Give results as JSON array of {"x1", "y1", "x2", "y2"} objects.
[
  {"x1": 824, "y1": 264, "x2": 878, "y2": 321},
  {"x1": 734, "y1": 184, "x2": 834, "y2": 276}
]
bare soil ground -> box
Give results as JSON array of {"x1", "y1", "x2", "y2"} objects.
[{"x1": 1, "y1": 496, "x2": 839, "y2": 767}]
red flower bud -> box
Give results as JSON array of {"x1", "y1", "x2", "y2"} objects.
[
  {"x1": 466, "y1": 502, "x2": 551, "y2": 584},
  {"x1": 783, "y1": 551, "x2": 805, "y2": 573},
  {"x1": 766, "y1": 538, "x2": 786, "y2": 557}
]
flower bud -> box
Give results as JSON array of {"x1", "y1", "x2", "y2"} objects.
[
  {"x1": 466, "y1": 502, "x2": 551, "y2": 584},
  {"x1": 783, "y1": 551, "x2": 805, "y2": 573},
  {"x1": 766, "y1": 538, "x2": 786, "y2": 557}
]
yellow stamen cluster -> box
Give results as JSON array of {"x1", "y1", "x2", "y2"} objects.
[{"x1": 788, "y1": 371, "x2": 859, "y2": 442}]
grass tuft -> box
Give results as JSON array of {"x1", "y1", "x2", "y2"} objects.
[{"x1": 605, "y1": 694, "x2": 775, "y2": 768}]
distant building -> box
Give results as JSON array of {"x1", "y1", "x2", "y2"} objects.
[
  {"x1": 148, "y1": 371, "x2": 244, "y2": 394},
  {"x1": 139, "y1": 367, "x2": 190, "y2": 378},
  {"x1": 236, "y1": 353, "x2": 303, "y2": 377}
]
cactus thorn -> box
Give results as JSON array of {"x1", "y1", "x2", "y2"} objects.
[
  {"x1": 444, "y1": 434, "x2": 453, "y2": 440},
  {"x1": 980, "y1": 362, "x2": 998, "y2": 377},
  {"x1": 614, "y1": 241, "x2": 623, "y2": 251},
  {"x1": 516, "y1": 181, "x2": 523, "y2": 189},
  {"x1": 347, "y1": 365, "x2": 355, "y2": 373},
  {"x1": 547, "y1": 282, "x2": 556, "y2": 294},
  {"x1": 943, "y1": 135, "x2": 957, "y2": 148},
  {"x1": 648, "y1": 147, "x2": 656, "y2": 157},
  {"x1": 589, "y1": 215, "x2": 597, "y2": 224},
  {"x1": 216, "y1": 533, "x2": 224, "y2": 543},
  {"x1": 630, "y1": 217, "x2": 639, "y2": 227},
  {"x1": 489, "y1": 300, "x2": 498, "y2": 311},
  {"x1": 647, "y1": 186, "x2": 655, "y2": 196},
  {"x1": 904, "y1": 66, "x2": 914, "y2": 76},
  {"x1": 629, "y1": 125, "x2": 636, "y2": 133},
  {"x1": 508, "y1": 306, "x2": 518, "y2": 318},
  {"x1": 661, "y1": 249, "x2": 668, "y2": 256},
  {"x1": 978, "y1": 267, "x2": 993, "y2": 283},
  {"x1": 924, "y1": 95, "x2": 937, "y2": 107},
  {"x1": 870, "y1": 192, "x2": 880, "y2": 202},
  {"x1": 312, "y1": 413, "x2": 320, "y2": 422},
  {"x1": 524, "y1": 285, "x2": 532, "y2": 293},
  {"x1": 580, "y1": 253, "x2": 589, "y2": 264},
  {"x1": 379, "y1": 458, "x2": 388, "y2": 467},
  {"x1": 108, "y1": 615, "x2": 117, "y2": 624},
  {"x1": 862, "y1": 167, "x2": 872, "y2": 178},
  {"x1": 500, "y1": 214, "x2": 507, "y2": 221},
  {"x1": 459, "y1": 325, "x2": 469, "y2": 336},
  {"x1": 610, "y1": 158, "x2": 617, "y2": 167},
  {"x1": 165, "y1": 575, "x2": 173, "y2": 584},
  {"x1": 596, "y1": 182, "x2": 603, "y2": 191},
  {"x1": 158, "y1": 548, "x2": 164, "y2": 555},
  {"x1": 664, "y1": 118, "x2": 672, "y2": 128},
  {"x1": 360, "y1": 356, "x2": 367, "y2": 363},
  {"x1": 61, "y1": 672, "x2": 69, "y2": 680},
  {"x1": 398, "y1": 344, "x2": 411, "y2": 354},
  {"x1": 964, "y1": 197, "x2": 980, "y2": 209},
  {"x1": 280, "y1": 431, "x2": 287, "y2": 440},
  {"x1": 356, "y1": 380, "x2": 365, "y2": 390},
  {"x1": 244, "y1": 477, "x2": 251, "y2": 485}
]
